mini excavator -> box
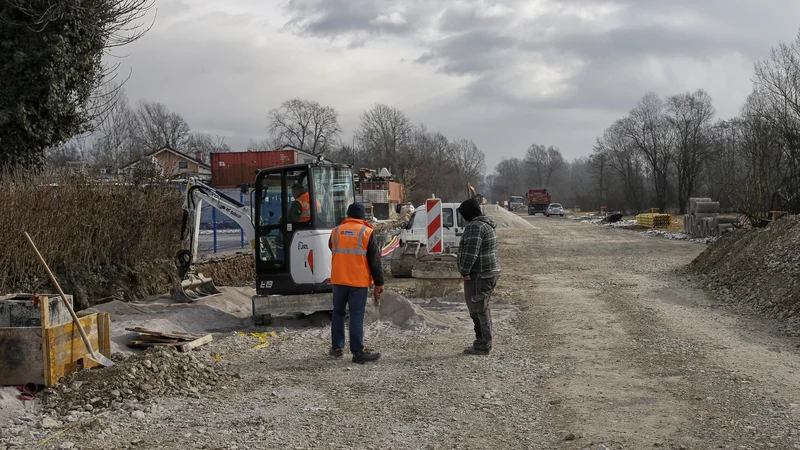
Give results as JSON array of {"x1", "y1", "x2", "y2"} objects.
[{"x1": 174, "y1": 161, "x2": 357, "y2": 324}]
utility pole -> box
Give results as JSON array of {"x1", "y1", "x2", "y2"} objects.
[{"x1": 351, "y1": 136, "x2": 356, "y2": 167}]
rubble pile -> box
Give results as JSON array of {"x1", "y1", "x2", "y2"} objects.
[
  {"x1": 689, "y1": 215, "x2": 800, "y2": 323},
  {"x1": 645, "y1": 229, "x2": 716, "y2": 245},
  {"x1": 40, "y1": 346, "x2": 229, "y2": 418}
]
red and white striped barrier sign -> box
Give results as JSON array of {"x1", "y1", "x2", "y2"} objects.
[{"x1": 426, "y1": 198, "x2": 443, "y2": 254}]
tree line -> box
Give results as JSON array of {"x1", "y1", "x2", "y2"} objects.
[
  {"x1": 258, "y1": 100, "x2": 488, "y2": 205},
  {"x1": 487, "y1": 29, "x2": 800, "y2": 219}
]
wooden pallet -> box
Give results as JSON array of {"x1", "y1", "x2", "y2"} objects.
[{"x1": 125, "y1": 327, "x2": 212, "y2": 352}]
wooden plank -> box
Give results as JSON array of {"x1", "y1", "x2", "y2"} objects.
[
  {"x1": 124, "y1": 327, "x2": 204, "y2": 340},
  {"x1": 39, "y1": 295, "x2": 50, "y2": 329},
  {"x1": 40, "y1": 296, "x2": 51, "y2": 386},
  {"x1": 0, "y1": 327, "x2": 45, "y2": 385},
  {"x1": 126, "y1": 340, "x2": 176, "y2": 348},
  {"x1": 97, "y1": 312, "x2": 111, "y2": 358},
  {"x1": 178, "y1": 334, "x2": 213, "y2": 352},
  {"x1": 43, "y1": 314, "x2": 102, "y2": 386},
  {"x1": 135, "y1": 334, "x2": 181, "y2": 343}
]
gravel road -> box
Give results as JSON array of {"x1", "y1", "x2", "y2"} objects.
[{"x1": 5, "y1": 216, "x2": 800, "y2": 449}]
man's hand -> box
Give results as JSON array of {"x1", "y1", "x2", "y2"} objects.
[
  {"x1": 463, "y1": 275, "x2": 471, "y2": 281},
  {"x1": 373, "y1": 285, "x2": 384, "y2": 305}
]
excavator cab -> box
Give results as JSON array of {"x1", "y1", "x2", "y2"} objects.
[{"x1": 253, "y1": 162, "x2": 355, "y2": 296}]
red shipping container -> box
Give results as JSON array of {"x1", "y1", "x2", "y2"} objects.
[{"x1": 211, "y1": 151, "x2": 298, "y2": 188}]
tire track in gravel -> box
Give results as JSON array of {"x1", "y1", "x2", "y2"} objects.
[{"x1": 524, "y1": 216, "x2": 800, "y2": 449}]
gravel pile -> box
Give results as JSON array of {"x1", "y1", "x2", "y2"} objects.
[
  {"x1": 481, "y1": 205, "x2": 534, "y2": 229},
  {"x1": 688, "y1": 214, "x2": 800, "y2": 322},
  {"x1": 40, "y1": 345, "x2": 231, "y2": 419}
]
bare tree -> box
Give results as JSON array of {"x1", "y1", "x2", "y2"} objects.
[
  {"x1": 666, "y1": 89, "x2": 716, "y2": 213},
  {"x1": 356, "y1": 103, "x2": 412, "y2": 170},
  {"x1": 737, "y1": 89, "x2": 785, "y2": 217},
  {"x1": 525, "y1": 144, "x2": 565, "y2": 188},
  {"x1": 186, "y1": 132, "x2": 231, "y2": 163},
  {"x1": 89, "y1": 84, "x2": 136, "y2": 168},
  {"x1": 588, "y1": 146, "x2": 608, "y2": 208},
  {"x1": 490, "y1": 158, "x2": 528, "y2": 201},
  {"x1": 268, "y1": 98, "x2": 341, "y2": 156},
  {"x1": 619, "y1": 92, "x2": 674, "y2": 211},
  {"x1": 595, "y1": 120, "x2": 647, "y2": 212},
  {"x1": 131, "y1": 100, "x2": 191, "y2": 153},
  {"x1": 448, "y1": 139, "x2": 486, "y2": 186},
  {"x1": 752, "y1": 31, "x2": 800, "y2": 212}
]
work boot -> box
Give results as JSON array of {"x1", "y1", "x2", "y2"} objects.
[
  {"x1": 463, "y1": 342, "x2": 491, "y2": 355},
  {"x1": 329, "y1": 347, "x2": 344, "y2": 358},
  {"x1": 352, "y1": 349, "x2": 381, "y2": 364}
]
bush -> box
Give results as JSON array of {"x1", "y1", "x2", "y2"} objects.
[{"x1": 0, "y1": 171, "x2": 183, "y2": 309}]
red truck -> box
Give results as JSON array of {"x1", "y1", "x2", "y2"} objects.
[{"x1": 527, "y1": 189, "x2": 551, "y2": 215}]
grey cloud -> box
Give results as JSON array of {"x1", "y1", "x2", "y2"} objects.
[
  {"x1": 282, "y1": 0, "x2": 426, "y2": 42},
  {"x1": 436, "y1": 5, "x2": 511, "y2": 33},
  {"x1": 282, "y1": 0, "x2": 799, "y2": 108},
  {"x1": 413, "y1": 30, "x2": 516, "y2": 76}
]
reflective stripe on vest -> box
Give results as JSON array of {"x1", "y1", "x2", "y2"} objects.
[
  {"x1": 330, "y1": 219, "x2": 373, "y2": 287},
  {"x1": 331, "y1": 224, "x2": 368, "y2": 256}
]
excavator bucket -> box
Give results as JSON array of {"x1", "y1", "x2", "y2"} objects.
[
  {"x1": 390, "y1": 241, "x2": 427, "y2": 278},
  {"x1": 170, "y1": 272, "x2": 222, "y2": 303}
]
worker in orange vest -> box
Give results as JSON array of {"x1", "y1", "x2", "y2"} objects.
[
  {"x1": 287, "y1": 183, "x2": 321, "y2": 224},
  {"x1": 328, "y1": 203, "x2": 383, "y2": 364}
]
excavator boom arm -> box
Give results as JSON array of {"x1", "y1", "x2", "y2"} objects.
[{"x1": 181, "y1": 178, "x2": 256, "y2": 248}]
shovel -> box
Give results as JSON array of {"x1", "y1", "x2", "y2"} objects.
[{"x1": 23, "y1": 232, "x2": 115, "y2": 367}]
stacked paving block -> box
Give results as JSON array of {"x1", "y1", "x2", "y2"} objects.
[{"x1": 684, "y1": 197, "x2": 739, "y2": 238}]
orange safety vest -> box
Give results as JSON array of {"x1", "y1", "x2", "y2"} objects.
[
  {"x1": 330, "y1": 219, "x2": 374, "y2": 287},
  {"x1": 296, "y1": 192, "x2": 322, "y2": 223}
]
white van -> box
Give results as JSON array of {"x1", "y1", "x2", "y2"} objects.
[{"x1": 398, "y1": 203, "x2": 466, "y2": 250}]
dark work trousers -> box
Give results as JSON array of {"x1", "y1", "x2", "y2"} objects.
[
  {"x1": 331, "y1": 285, "x2": 368, "y2": 355},
  {"x1": 463, "y1": 272, "x2": 500, "y2": 349}
]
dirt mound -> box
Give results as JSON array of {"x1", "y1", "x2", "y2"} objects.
[
  {"x1": 194, "y1": 253, "x2": 254, "y2": 287},
  {"x1": 365, "y1": 291, "x2": 460, "y2": 329},
  {"x1": 689, "y1": 215, "x2": 800, "y2": 321},
  {"x1": 481, "y1": 205, "x2": 534, "y2": 229}
]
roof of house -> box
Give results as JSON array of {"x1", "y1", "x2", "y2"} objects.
[
  {"x1": 119, "y1": 146, "x2": 212, "y2": 170},
  {"x1": 273, "y1": 144, "x2": 318, "y2": 161}
]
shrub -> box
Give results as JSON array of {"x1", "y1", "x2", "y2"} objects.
[{"x1": 0, "y1": 170, "x2": 183, "y2": 308}]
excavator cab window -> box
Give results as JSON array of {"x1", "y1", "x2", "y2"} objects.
[
  {"x1": 257, "y1": 171, "x2": 284, "y2": 267},
  {"x1": 311, "y1": 165, "x2": 354, "y2": 228}
]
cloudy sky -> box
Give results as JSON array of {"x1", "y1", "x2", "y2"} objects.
[{"x1": 114, "y1": 0, "x2": 800, "y2": 172}]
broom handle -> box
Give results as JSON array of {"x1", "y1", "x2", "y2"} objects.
[{"x1": 23, "y1": 232, "x2": 96, "y2": 354}]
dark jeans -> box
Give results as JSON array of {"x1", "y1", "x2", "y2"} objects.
[
  {"x1": 464, "y1": 272, "x2": 500, "y2": 349},
  {"x1": 331, "y1": 285, "x2": 368, "y2": 355}
]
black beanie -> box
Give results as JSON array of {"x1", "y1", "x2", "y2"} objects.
[
  {"x1": 347, "y1": 203, "x2": 366, "y2": 220},
  {"x1": 458, "y1": 198, "x2": 483, "y2": 221}
]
